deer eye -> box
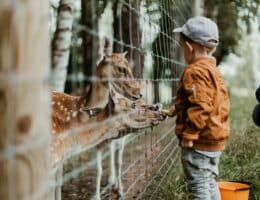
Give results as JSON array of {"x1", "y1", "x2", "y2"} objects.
[{"x1": 118, "y1": 67, "x2": 126, "y2": 75}]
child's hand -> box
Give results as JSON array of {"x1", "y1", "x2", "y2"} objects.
[
  {"x1": 181, "y1": 139, "x2": 193, "y2": 148},
  {"x1": 162, "y1": 105, "x2": 176, "y2": 117},
  {"x1": 169, "y1": 105, "x2": 176, "y2": 116}
]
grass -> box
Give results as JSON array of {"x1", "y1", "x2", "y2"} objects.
[{"x1": 143, "y1": 94, "x2": 260, "y2": 200}]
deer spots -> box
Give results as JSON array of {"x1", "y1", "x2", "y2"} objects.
[
  {"x1": 52, "y1": 139, "x2": 61, "y2": 148},
  {"x1": 50, "y1": 51, "x2": 144, "y2": 135},
  {"x1": 72, "y1": 111, "x2": 78, "y2": 118},
  {"x1": 60, "y1": 105, "x2": 64, "y2": 111},
  {"x1": 65, "y1": 111, "x2": 71, "y2": 117},
  {"x1": 66, "y1": 116, "x2": 70, "y2": 122},
  {"x1": 17, "y1": 115, "x2": 32, "y2": 134}
]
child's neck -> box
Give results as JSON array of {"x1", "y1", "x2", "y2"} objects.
[{"x1": 190, "y1": 51, "x2": 214, "y2": 64}]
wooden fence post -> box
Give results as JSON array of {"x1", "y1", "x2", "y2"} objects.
[{"x1": 0, "y1": 0, "x2": 51, "y2": 200}]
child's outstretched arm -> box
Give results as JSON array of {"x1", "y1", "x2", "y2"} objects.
[{"x1": 162, "y1": 105, "x2": 176, "y2": 117}]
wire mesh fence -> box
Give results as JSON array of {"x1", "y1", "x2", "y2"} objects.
[
  {"x1": 56, "y1": 0, "x2": 193, "y2": 199},
  {"x1": 0, "y1": 0, "x2": 194, "y2": 199}
]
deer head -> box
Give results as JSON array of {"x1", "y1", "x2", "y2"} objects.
[
  {"x1": 108, "y1": 85, "x2": 164, "y2": 129},
  {"x1": 84, "y1": 51, "x2": 144, "y2": 110},
  {"x1": 51, "y1": 51, "x2": 163, "y2": 134}
]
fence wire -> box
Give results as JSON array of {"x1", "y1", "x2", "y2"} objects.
[
  {"x1": 58, "y1": 0, "x2": 193, "y2": 199},
  {"x1": 1, "y1": 0, "x2": 194, "y2": 200}
]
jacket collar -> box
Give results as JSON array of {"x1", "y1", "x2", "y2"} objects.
[{"x1": 192, "y1": 56, "x2": 217, "y2": 66}]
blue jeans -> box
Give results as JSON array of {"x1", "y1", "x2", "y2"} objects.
[{"x1": 181, "y1": 148, "x2": 221, "y2": 200}]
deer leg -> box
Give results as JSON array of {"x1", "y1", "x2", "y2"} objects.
[
  {"x1": 93, "y1": 150, "x2": 102, "y2": 200},
  {"x1": 109, "y1": 140, "x2": 116, "y2": 186},
  {"x1": 116, "y1": 136, "x2": 126, "y2": 198},
  {"x1": 54, "y1": 163, "x2": 63, "y2": 200}
]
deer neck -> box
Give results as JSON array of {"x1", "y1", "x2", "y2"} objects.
[{"x1": 84, "y1": 81, "x2": 110, "y2": 109}]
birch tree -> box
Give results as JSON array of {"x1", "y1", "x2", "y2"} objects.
[
  {"x1": 52, "y1": 0, "x2": 74, "y2": 92},
  {"x1": 0, "y1": 0, "x2": 51, "y2": 199}
]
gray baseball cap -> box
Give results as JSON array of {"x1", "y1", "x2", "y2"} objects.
[{"x1": 173, "y1": 16, "x2": 219, "y2": 48}]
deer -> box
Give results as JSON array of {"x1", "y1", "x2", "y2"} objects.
[
  {"x1": 51, "y1": 44, "x2": 165, "y2": 199},
  {"x1": 51, "y1": 52, "x2": 143, "y2": 134}
]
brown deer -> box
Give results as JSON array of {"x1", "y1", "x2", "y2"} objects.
[
  {"x1": 52, "y1": 52, "x2": 142, "y2": 134},
  {"x1": 51, "y1": 50, "x2": 164, "y2": 199}
]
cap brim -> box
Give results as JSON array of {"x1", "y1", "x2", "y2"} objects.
[{"x1": 173, "y1": 27, "x2": 183, "y2": 33}]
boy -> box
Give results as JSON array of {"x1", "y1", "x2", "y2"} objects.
[{"x1": 172, "y1": 16, "x2": 230, "y2": 200}]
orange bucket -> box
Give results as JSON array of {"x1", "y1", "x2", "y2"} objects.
[{"x1": 218, "y1": 181, "x2": 251, "y2": 200}]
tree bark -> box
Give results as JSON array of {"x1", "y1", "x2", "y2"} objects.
[
  {"x1": 81, "y1": 0, "x2": 100, "y2": 80},
  {"x1": 113, "y1": 0, "x2": 143, "y2": 78},
  {"x1": 0, "y1": 1, "x2": 51, "y2": 200},
  {"x1": 193, "y1": 0, "x2": 204, "y2": 16},
  {"x1": 52, "y1": 0, "x2": 74, "y2": 92},
  {"x1": 152, "y1": 2, "x2": 192, "y2": 103}
]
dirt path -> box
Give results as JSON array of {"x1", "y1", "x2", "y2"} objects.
[{"x1": 62, "y1": 118, "x2": 178, "y2": 200}]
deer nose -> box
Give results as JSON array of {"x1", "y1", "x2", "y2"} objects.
[
  {"x1": 139, "y1": 93, "x2": 143, "y2": 98},
  {"x1": 153, "y1": 103, "x2": 162, "y2": 111}
]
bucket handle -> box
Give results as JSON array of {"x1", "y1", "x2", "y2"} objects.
[
  {"x1": 235, "y1": 186, "x2": 251, "y2": 192},
  {"x1": 228, "y1": 181, "x2": 252, "y2": 192}
]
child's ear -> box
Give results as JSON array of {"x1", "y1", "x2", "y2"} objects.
[
  {"x1": 185, "y1": 41, "x2": 193, "y2": 52},
  {"x1": 209, "y1": 47, "x2": 216, "y2": 55}
]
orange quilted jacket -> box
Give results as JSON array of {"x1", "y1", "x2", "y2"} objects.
[{"x1": 175, "y1": 57, "x2": 230, "y2": 151}]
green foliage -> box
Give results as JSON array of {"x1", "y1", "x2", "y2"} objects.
[
  {"x1": 219, "y1": 125, "x2": 260, "y2": 200},
  {"x1": 142, "y1": 161, "x2": 190, "y2": 200},
  {"x1": 219, "y1": 95, "x2": 260, "y2": 200},
  {"x1": 233, "y1": 0, "x2": 260, "y2": 28},
  {"x1": 204, "y1": 0, "x2": 260, "y2": 63}
]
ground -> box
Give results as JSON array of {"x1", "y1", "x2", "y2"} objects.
[{"x1": 61, "y1": 118, "x2": 178, "y2": 199}]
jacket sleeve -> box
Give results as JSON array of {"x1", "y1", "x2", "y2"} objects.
[{"x1": 182, "y1": 68, "x2": 215, "y2": 141}]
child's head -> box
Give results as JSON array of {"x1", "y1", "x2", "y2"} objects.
[{"x1": 174, "y1": 16, "x2": 219, "y2": 64}]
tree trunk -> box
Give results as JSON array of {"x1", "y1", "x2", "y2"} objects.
[
  {"x1": 0, "y1": 1, "x2": 51, "y2": 200},
  {"x1": 193, "y1": 0, "x2": 204, "y2": 16},
  {"x1": 113, "y1": 0, "x2": 143, "y2": 78},
  {"x1": 52, "y1": 0, "x2": 74, "y2": 92},
  {"x1": 152, "y1": 9, "x2": 168, "y2": 103},
  {"x1": 152, "y1": 2, "x2": 192, "y2": 103},
  {"x1": 81, "y1": 0, "x2": 100, "y2": 81},
  {"x1": 65, "y1": 1, "x2": 107, "y2": 94}
]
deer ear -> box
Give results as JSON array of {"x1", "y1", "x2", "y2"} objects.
[
  {"x1": 103, "y1": 37, "x2": 111, "y2": 57},
  {"x1": 103, "y1": 55, "x2": 112, "y2": 62},
  {"x1": 122, "y1": 51, "x2": 128, "y2": 57},
  {"x1": 103, "y1": 54, "x2": 112, "y2": 62}
]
